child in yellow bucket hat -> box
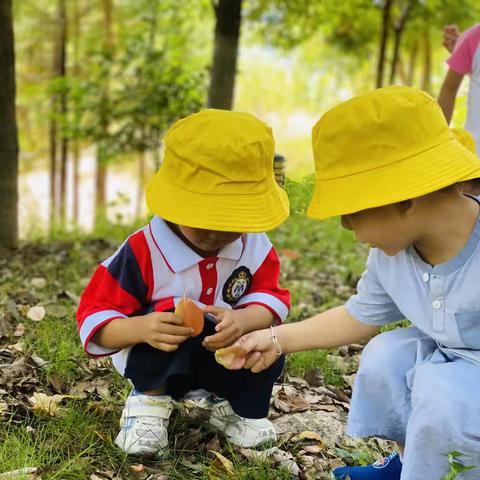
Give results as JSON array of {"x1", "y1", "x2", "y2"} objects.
[
  {"x1": 76, "y1": 109, "x2": 291, "y2": 457},
  {"x1": 229, "y1": 86, "x2": 480, "y2": 480}
]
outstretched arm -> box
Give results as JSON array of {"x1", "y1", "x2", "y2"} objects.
[{"x1": 236, "y1": 305, "x2": 378, "y2": 373}]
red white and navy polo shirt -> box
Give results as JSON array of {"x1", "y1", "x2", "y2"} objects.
[{"x1": 76, "y1": 216, "x2": 290, "y2": 369}]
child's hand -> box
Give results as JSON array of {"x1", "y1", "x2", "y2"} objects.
[
  {"x1": 141, "y1": 311, "x2": 193, "y2": 352},
  {"x1": 229, "y1": 329, "x2": 279, "y2": 373},
  {"x1": 442, "y1": 24, "x2": 460, "y2": 53},
  {"x1": 202, "y1": 306, "x2": 245, "y2": 350}
]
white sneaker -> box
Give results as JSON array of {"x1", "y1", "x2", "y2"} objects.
[
  {"x1": 208, "y1": 399, "x2": 277, "y2": 448},
  {"x1": 114, "y1": 392, "x2": 173, "y2": 457}
]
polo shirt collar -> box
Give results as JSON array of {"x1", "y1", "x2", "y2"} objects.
[{"x1": 149, "y1": 216, "x2": 244, "y2": 272}]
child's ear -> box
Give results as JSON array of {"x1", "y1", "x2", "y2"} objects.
[{"x1": 397, "y1": 199, "x2": 416, "y2": 216}]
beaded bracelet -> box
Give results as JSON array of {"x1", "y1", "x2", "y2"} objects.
[{"x1": 270, "y1": 326, "x2": 283, "y2": 358}]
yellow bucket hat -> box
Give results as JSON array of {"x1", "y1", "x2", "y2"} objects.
[
  {"x1": 307, "y1": 86, "x2": 480, "y2": 220},
  {"x1": 451, "y1": 127, "x2": 477, "y2": 154},
  {"x1": 146, "y1": 109, "x2": 289, "y2": 232}
]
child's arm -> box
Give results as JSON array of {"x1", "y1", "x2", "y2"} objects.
[
  {"x1": 76, "y1": 229, "x2": 193, "y2": 356},
  {"x1": 235, "y1": 306, "x2": 378, "y2": 373},
  {"x1": 202, "y1": 304, "x2": 275, "y2": 350},
  {"x1": 438, "y1": 26, "x2": 477, "y2": 123},
  {"x1": 438, "y1": 68, "x2": 464, "y2": 124},
  {"x1": 92, "y1": 312, "x2": 193, "y2": 352}
]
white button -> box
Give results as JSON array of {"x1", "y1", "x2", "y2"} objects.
[
  {"x1": 206, "y1": 263, "x2": 214, "y2": 270},
  {"x1": 206, "y1": 287, "x2": 213, "y2": 295},
  {"x1": 432, "y1": 300, "x2": 442, "y2": 309},
  {"x1": 422, "y1": 273, "x2": 430, "y2": 282}
]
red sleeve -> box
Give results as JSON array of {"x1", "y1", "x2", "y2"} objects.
[
  {"x1": 234, "y1": 247, "x2": 290, "y2": 323},
  {"x1": 76, "y1": 230, "x2": 154, "y2": 357}
]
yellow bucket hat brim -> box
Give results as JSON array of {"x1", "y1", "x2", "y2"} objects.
[
  {"x1": 146, "y1": 169, "x2": 290, "y2": 233},
  {"x1": 307, "y1": 136, "x2": 480, "y2": 220}
]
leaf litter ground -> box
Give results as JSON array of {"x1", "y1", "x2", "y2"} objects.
[{"x1": 0, "y1": 217, "x2": 393, "y2": 479}]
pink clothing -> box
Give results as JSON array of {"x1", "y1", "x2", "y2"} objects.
[{"x1": 447, "y1": 24, "x2": 480, "y2": 153}]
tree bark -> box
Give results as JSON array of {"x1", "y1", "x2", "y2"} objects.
[
  {"x1": 421, "y1": 20, "x2": 432, "y2": 93},
  {"x1": 389, "y1": 0, "x2": 412, "y2": 84},
  {"x1": 376, "y1": 0, "x2": 393, "y2": 88},
  {"x1": 136, "y1": 151, "x2": 146, "y2": 219},
  {"x1": 72, "y1": 0, "x2": 81, "y2": 225},
  {"x1": 0, "y1": 0, "x2": 19, "y2": 248},
  {"x1": 58, "y1": 0, "x2": 68, "y2": 226},
  {"x1": 208, "y1": 0, "x2": 242, "y2": 109},
  {"x1": 407, "y1": 38, "x2": 419, "y2": 86},
  {"x1": 95, "y1": 0, "x2": 113, "y2": 225}
]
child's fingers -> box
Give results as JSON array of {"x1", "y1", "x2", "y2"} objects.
[
  {"x1": 203, "y1": 305, "x2": 224, "y2": 316},
  {"x1": 214, "y1": 316, "x2": 231, "y2": 332},
  {"x1": 154, "y1": 333, "x2": 191, "y2": 345},
  {"x1": 157, "y1": 323, "x2": 193, "y2": 336},
  {"x1": 251, "y1": 351, "x2": 277, "y2": 373},
  {"x1": 204, "y1": 327, "x2": 232, "y2": 346},
  {"x1": 251, "y1": 357, "x2": 268, "y2": 373},
  {"x1": 155, "y1": 343, "x2": 179, "y2": 352},
  {"x1": 243, "y1": 351, "x2": 262, "y2": 370}
]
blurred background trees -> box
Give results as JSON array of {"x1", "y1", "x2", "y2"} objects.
[{"x1": 2, "y1": 0, "x2": 480, "y2": 247}]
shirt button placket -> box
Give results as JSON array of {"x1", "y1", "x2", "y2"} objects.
[{"x1": 430, "y1": 274, "x2": 445, "y2": 333}]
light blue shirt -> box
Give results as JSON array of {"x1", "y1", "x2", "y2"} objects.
[{"x1": 346, "y1": 211, "x2": 480, "y2": 366}]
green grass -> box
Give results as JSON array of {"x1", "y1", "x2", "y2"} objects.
[{"x1": 0, "y1": 178, "x2": 372, "y2": 478}]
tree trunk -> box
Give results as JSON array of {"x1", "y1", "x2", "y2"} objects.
[
  {"x1": 49, "y1": 98, "x2": 58, "y2": 230},
  {"x1": 407, "y1": 39, "x2": 419, "y2": 86},
  {"x1": 58, "y1": 0, "x2": 68, "y2": 227},
  {"x1": 389, "y1": 0, "x2": 412, "y2": 84},
  {"x1": 72, "y1": 0, "x2": 81, "y2": 225},
  {"x1": 95, "y1": 0, "x2": 113, "y2": 225},
  {"x1": 376, "y1": 0, "x2": 393, "y2": 88},
  {"x1": 421, "y1": 20, "x2": 432, "y2": 94},
  {"x1": 208, "y1": 0, "x2": 242, "y2": 109},
  {"x1": 136, "y1": 151, "x2": 146, "y2": 219},
  {"x1": 0, "y1": 0, "x2": 19, "y2": 248}
]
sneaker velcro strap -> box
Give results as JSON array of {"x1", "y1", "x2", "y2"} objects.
[{"x1": 123, "y1": 396, "x2": 172, "y2": 419}]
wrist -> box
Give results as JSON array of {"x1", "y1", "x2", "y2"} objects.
[{"x1": 272, "y1": 325, "x2": 287, "y2": 354}]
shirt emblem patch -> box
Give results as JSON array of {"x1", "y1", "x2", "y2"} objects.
[{"x1": 222, "y1": 266, "x2": 252, "y2": 306}]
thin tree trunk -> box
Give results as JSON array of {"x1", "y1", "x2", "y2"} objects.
[
  {"x1": 421, "y1": 20, "x2": 432, "y2": 93},
  {"x1": 95, "y1": 0, "x2": 113, "y2": 225},
  {"x1": 49, "y1": 99, "x2": 58, "y2": 230},
  {"x1": 136, "y1": 151, "x2": 146, "y2": 219},
  {"x1": 72, "y1": 0, "x2": 81, "y2": 224},
  {"x1": 58, "y1": 0, "x2": 68, "y2": 226},
  {"x1": 208, "y1": 0, "x2": 242, "y2": 109},
  {"x1": 407, "y1": 39, "x2": 419, "y2": 86},
  {"x1": 0, "y1": 0, "x2": 19, "y2": 248},
  {"x1": 389, "y1": 0, "x2": 412, "y2": 84},
  {"x1": 72, "y1": 141, "x2": 80, "y2": 224},
  {"x1": 376, "y1": 0, "x2": 393, "y2": 88}
]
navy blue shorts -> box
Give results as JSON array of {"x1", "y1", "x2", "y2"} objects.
[{"x1": 124, "y1": 317, "x2": 284, "y2": 419}]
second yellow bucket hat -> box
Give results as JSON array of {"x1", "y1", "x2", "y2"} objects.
[
  {"x1": 146, "y1": 109, "x2": 289, "y2": 232},
  {"x1": 307, "y1": 86, "x2": 480, "y2": 220},
  {"x1": 451, "y1": 127, "x2": 477, "y2": 154}
]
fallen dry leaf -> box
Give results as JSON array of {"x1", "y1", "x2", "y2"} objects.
[
  {"x1": 273, "y1": 386, "x2": 311, "y2": 413},
  {"x1": 0, "y1": 468, "x2": 38, "y2": 480},
  {"x1": 13, "y1": 323, "x2": 25, "y2": 337},
  {"x1": 29, "y1": 392, "x2": 75, "y2": 416},
  {"x1": 295, "y1": 431, "x2": 323, "y2": 442},
  {"x1": 30, "y1": 277, "x2": 46, "y2": 289},
  {"x1": 26, "y1": 306, "x2": 45, "y2": 322},
  {"x1": 209, "y1": 450, "x2": 234, "y2": 475},
  {"x1": 129, "y1": 464, "x2": 144, "y2": 473}
]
